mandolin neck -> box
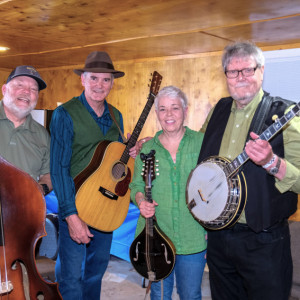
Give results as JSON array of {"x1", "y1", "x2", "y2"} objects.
[{"x1": 145, "y1": 186, "x2": 154, "y2": 237}]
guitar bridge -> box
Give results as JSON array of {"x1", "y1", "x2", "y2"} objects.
[{"x1": 99, "y1": 187, "x2": 118, "y2": 200}]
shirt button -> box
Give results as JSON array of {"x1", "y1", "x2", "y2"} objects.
[
  {"x1": 228, "y1": 155, "x2": 232, "y2": 158},
  {"x1": 236, "y1": 124, "x2": 240, "y2": 128},
  {"x1": 246, "y1": 114, "x2": 249, "y2": 118},
  {"x1": 232, "y1": 140, "x2": 235, "y2": 143}
]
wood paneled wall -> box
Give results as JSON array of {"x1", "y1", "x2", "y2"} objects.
[{"x1": 33, "y1": 53, "x2": 228, "y2": 137}]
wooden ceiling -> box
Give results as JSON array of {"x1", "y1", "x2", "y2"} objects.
[{"x1": 0, "y1": 0, "x2": 300, "y2": 70}]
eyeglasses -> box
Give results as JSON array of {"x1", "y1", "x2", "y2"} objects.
[{"x1": 225, "y1": 66, "x2": 258, "y2": 79}]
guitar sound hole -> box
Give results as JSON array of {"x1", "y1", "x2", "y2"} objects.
[{"x1": 112, "y1": 162, "x2": 126, "y2": 180}]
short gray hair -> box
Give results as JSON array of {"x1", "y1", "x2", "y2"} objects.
[
  {"x1": 222, "y1": 41, "x2": 265, "y2": 71},
  {"x1": 82, "y1": 71, "x2": 114, "y2": 80},
  {"x1": 154, "y1": 86, "x2": 188, "y2": 110}
]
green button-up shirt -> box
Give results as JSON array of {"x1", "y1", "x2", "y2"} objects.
[
  {"x1": 201, "y1": 89, "x2": 300, "y2": 222},
  {"x1": 130, "y1": 127, "x2": 207, "y2": 255},
  {"x1": 0, "y1": 100, "x2": 50, "y2": 182}
]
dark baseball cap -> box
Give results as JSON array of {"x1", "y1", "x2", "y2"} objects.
[{"x1": 6, "y1": 65, "x2": 47, "y2": 90}]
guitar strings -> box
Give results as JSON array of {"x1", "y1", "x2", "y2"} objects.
[{"x1": 0, "y1": 203, "x2": 10, "y2": 295}]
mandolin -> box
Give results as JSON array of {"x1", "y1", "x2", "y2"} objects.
[
  {"x1": 130, "y1": 150, "x2": 175, "y2": 282},
  {"x1": 74, "y1": 72, "x2": 162, "y2": 232}
]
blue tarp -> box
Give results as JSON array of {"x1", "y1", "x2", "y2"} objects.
[
  {"x1": 45, "y1": 191, "x2": 139, "y2": 262},
  {"x1": 111, "y1": 203, "x2": 140, "y2": 261}
]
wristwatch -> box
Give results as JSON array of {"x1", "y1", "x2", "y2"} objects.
[
  {"x1": 268, "y1": 157, "x2": 281, "y2": 175},
  {"x1": 41, "y1": 183, "x2": 50, "y2": 195}
]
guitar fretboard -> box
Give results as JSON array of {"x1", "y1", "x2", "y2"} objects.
[
  {"x1": 120, "y1": 71, "x2": 162, "y2": 164},
  {"x1": 225, "y1": 102, "x2": 300, "y2": 177},
  {"x1": 121, "y1": 93, "x2": 156, "y2": 163}
]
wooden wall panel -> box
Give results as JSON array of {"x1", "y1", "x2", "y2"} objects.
[
  {"x1": 0, "y1": 70, "x2": 10, "y2": 87},
  {"x1": 34, "y1": 54, "x2": 228, "y2": 138}
]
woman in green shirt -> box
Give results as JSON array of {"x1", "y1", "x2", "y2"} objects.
[{"x1": 130, "y1": 86, "x2": 207, "y2": 300}]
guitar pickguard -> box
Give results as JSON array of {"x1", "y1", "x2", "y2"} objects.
[{"x1": 115, "y1": 168, "x2": 131, "y2": 196}]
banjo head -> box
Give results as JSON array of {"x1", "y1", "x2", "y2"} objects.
[{"x1": 186, "y1": 156, "x2": 246, "y2": 230}]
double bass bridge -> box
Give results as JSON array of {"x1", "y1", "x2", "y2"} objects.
[{"x1": 0, "y1": 281, "x2": 13, "y2": 294}]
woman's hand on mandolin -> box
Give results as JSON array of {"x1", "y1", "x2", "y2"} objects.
[
  {"x1": 66, "y1": 214, "x2": 94, "y2": 244},
  {"x1": 139, "y1": 200, "x2": 158, "y2": 218}
]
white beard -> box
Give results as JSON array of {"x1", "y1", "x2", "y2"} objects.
[{"x1": 3, "y1": 95, "x2": 36, "y2": 120}]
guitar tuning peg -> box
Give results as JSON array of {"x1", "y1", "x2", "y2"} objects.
[
  {"x1": 155, "y1": 168, "x2": 159, "y2": 172},
  {"x1": 156, "y1": 159, "x2": 159, "y2": 162},
  {"x1": 272, "y1": 114, "x2": 279, "y2": 122},
  {"x1": 157, "y1": 172, "x2": 160, "y2": 176}
]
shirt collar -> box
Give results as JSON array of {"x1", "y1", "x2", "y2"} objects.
[
  {"x1": 231, "y1": 88, "x2": 264, "y2": 113},
  {"x1": 79, "y1": 91, "x2": 110, "y2": 118}
]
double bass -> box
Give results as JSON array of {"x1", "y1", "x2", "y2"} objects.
[
  {"x1": 130, "y1": 151, "x2": 175, "y2": 282},
  {"x1": 0, "y1": 156, "x2": 62, "y2": 299}
]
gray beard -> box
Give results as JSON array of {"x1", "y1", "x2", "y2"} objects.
[{"x1": 3, "y1": 98, "x2": 34, "y2": 120}]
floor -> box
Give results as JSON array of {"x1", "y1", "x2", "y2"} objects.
[
  {"x1": 37, "y1": 253, "x2": 300, "y2": 300},
  {"x1": 36, "y1": 255, "x2": 212, "y2": 300}
]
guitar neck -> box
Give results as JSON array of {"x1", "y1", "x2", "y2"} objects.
[
  {"x1": 121, "y1": 93, "x2": 155, "y2": 162},
  {"x1": 225, "y1": 102, "x2": 300, "y2": 177},
  {"x1": 120, "y1": 71, "x2": 162, "y2": 164}
]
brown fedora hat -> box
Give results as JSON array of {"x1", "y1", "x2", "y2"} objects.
[{"x1": 74, "y1": 51, "x2": 125, "y2": 78}]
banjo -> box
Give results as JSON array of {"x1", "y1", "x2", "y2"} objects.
[{"x1": 186, "y1": 102, "x2": 300, "y2": 230}]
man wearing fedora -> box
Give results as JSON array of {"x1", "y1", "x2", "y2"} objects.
[
  {"x1": 50, "y1": 51, "x2": 139, "y2": 299},
  {"x1": 0, "y1": 65, "x2": 52, "y2": 196}
]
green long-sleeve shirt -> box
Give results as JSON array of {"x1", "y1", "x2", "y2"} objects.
[{"x1": 129, "y1": 127, "x2": 207, "y2": 255}]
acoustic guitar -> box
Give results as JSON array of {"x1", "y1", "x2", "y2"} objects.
[
  {"x1": 130, "y1": 151, "x2": 176, "y2": 282},
  {"x1": 75, "y1": 72, "x2": 162, "y2": 232}
]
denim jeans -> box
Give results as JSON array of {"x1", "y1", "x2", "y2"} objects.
[
  {"x1": 150, "y1": 251, "x2": 206, "y2": 300},
  {"x1": 55, "y1": 217, "x2": 113, "y2": 300}
]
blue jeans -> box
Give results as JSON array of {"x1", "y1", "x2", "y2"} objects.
[
  {"x1": 55, "y1": 217, "x2": 113, "y2": 300},
  {"x1": 150, "y1": 251, "x2": 206, "y2": 300}
]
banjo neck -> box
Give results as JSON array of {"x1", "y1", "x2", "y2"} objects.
[{"x1": 225, "y1": 102, "x2": 300, "y2": 178}]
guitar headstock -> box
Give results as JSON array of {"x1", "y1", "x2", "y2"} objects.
[
  {"x1": 141, "y1": 150, "x2": 159, "y2": 186},
  {"x1": 149, "y1": 71, "x2": 163, "y2": 96}
]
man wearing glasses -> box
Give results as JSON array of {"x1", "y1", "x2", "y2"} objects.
[{"x1": 198, "y1": 41, "x2": 300, "y2": 300}]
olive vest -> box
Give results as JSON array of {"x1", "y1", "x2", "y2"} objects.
[
  {"x1": 63, "y1": 97, "x2": 121, "y2": 178},
  {"x1": 198, "y1": 94, "x2": 297, "y2": 232}
]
